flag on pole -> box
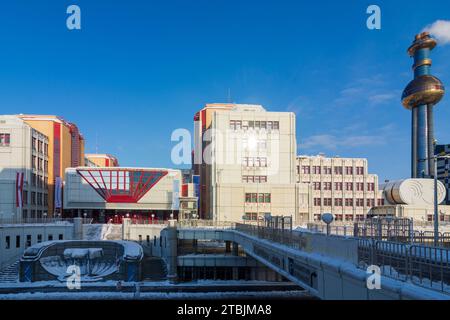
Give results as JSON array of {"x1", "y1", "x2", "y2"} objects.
[
  {"x1": 172, "y1": 179, "x2": 180, "y2": 211},
  {"x1": 54, "y1": 177, "x2": 62, "y2": 209},
  {"x1": 16, "y1": 172, "x2": 24, "y2": 208}
]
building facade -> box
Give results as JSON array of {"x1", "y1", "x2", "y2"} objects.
[
  {"x1": 0, "y1": 116, "x2": 49, "y2": 219},
  {"x1": 63, "y1": 167, "x2": 182, "y2": 222},
  {"x1": 193, "y1": 103, "x2": 306, "y2": 223},
  {"x1": 85, "y1": 154, "x2": 119, "y2": 167},
  {"x1": 296, "y1": 154, "x2": 384, "y2": 222},
  {"x1": 436, "y1": 144, "x2": 450, "y2": 205},
  {"x1": 18, "y1": 115, "x2": 85, "y2": 216}
]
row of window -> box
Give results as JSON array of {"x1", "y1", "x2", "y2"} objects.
[
  {"x1": 242, "y1": 175, "x2": 268, "y2": 183},
  {"x1": 245, "y1": 193, "x2": 271, "y2": 203},
  {"x1": 31, "y1": 156, "x2": 49, "y2": 173},
  {"x1": 32, "y1": 137, "x2": 49, "y2": 155},
  {"x1": 31, "y1": 173, "x2": 49, "y2": 188},
  {"x1": 4, "y1": 233, "x2": 63, "y2": 249},
  {"x1": 25, "y1": 191, "x2": 48, "y2": 206},
  {"x1": 230, "y1": 120, "x2": 280, "y2": 131},
  {"x1": 314, "y1": 214, "x2": 366, "y2": 222},
  {"x1": 299, "y1": 165, "x2": 365, "y2": 175},
  {"x1": 242, "y1": 157, "x2": 268, "y2": 167},
  {"x1": 0, "y1": 133, "x2": 10, "y2": 146},
  {"x1": 312, "y1": 182, "x2": 375, "y2": 191},
  {"x1": 244, "y1": 213, "x2": 262, "y2": 221},
  {"x1": 242, "y1": 139, "x2": 267, "y2": 151},
  {"x1": 313, "y1": 198, "x2": 384, "y2": 207}
]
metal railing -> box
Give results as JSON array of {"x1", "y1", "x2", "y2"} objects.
[
  {"x1": 237, "y1": 222, "x2": 450, "y2": 294},
  {"x1": 177, "y1": 220, "x2": 237, "y2": 229},
  {"x1": 0, "y1": 217, "x2": 85, "y2": 225},
  {"x1": 358, "y1": 239, "x2": 450, "y2": 293},
  {"x1": 235, "y1": 223, "x2": 309, "y2": 251}
]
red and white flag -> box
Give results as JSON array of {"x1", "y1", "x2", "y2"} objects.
[{"x1": 16, "y1": 172, "x2": 24, "y2": 208}]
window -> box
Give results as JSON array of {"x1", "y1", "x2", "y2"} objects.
[
  {"x1": 258, "y1": 193, "x2": 265, "y2": 203},
  {"x1": 58, "y1": 234, "x2": 63, "y2": 240},
  {"x1": 138, "y1": 235, "x2": 142, "y2": 242},
  {"x1": 37, "y1": 234, "x2": 42, "y2": 243},
  {"x1": 267, "y1": 121, "x2": 273, "y2": 130},
  {"x1": 264, "y1": 193, "x2": 271, "y2": 203},
  {"x1": 5, "y1": 236, "x2": 10, "y2": 249},
  {"x1": 154, "y1": 236, "x2": 157, "y2": 246},
  {"x1": 323, "y1": 182, "x2": 332, "y2": 190},
  {"x1": 367, "y1": 199, "x2": 375, "y2": 207},
  {"x1": 313, "y1": 182, "x2": 321, "y2": 190},
  {"x1": 367, "y1": 183, "x2": 375, "y2": 191},
  {"x1": 44, "y1": 143, "x2": 48, "y2": 156},
  {"x1": 48, "y1": 235, "x2": 53, "y2": 241},
  {"x1": 0, "y1": 133, "x2": 11, "y2": 146},
  {"x1": 323, "y1": 166, "x2": 332, "y2": 175},
  {"x1": 323, "y1": 198, "x2": 332, "y2": 206},
  {"x1": 345, "y1": 199, "x2": 353, "y2": 207},
  {"x1": 377, "y1": 199, "x2": 385, "y2": 206},
  {"x1": 345, "y1": 166, "x2": 353, "y2": 175},
  {"x1": 356, "y1": 199, "x2": 364, "y2": 207},
  {"x1": 356, "y1": 182, "x2": 364, "y2": 191},
  {"x1": 302, "y1": 166, "x2": 310, "y2": 174},
  {"x1": 345, "y1": 182, "x2": 353, "y2": 191},
  {"x1": 244, "y1": 213, "x2": 258, "y2": 221},
  {"x1": 26, "y1": 235, "x2": 32, "y2": 248},
  {"x1": 16, "y1": 235, "x2": 20, "y2": 248},
  {"x1": 32, "y1": 137, "x2": 36, "y2": 150},
  {"x1": 334, "y1": 167, "x2": 343, "y2": 175},
  {"x1": 314, "y1": 198, "x2": 321, "y2": 206},
  {"x1": 44, "y1": 194, "x2": 48, "y2": 206},
  {"x1": 345, "y1": 215, "x2": 354, "y2": 221},
  {"x1": 31, "y1": 192, "x2": 36, "y2": 205},
  {"x1": 229, "y1": 120, "x2": 236, "y2": 130},
  {"x1": 146, "y1": 235, "x2": 150, "y2": 244},
  {"x1": 312, "y1": 166, "x2": 321, "y2": 175},
  {"x1": 32, "y1": 156, "x2": 37, "y2": 169},
  {"x1": 273, "y1": 121, "x2": 279, "y2": 130},
  {"x1": 260, "y1": 157, "x2": 267, "y2": 167},
  {"x1": 23, "y1": 191, "x2": 28, "y2": 204},
  {"x1": 260, "y1": 121, "x2": 267, "y2": 130},
  {"x1": 334, "y1": 198, "x2": 343, "y2": 206},
  {"x1": 335, "y1": 182, "x2": 343, "y2": 191}
]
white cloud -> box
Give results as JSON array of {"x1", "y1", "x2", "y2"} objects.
[{"x1": 423, "y1": 20, "x2": 450, "y2": 45}]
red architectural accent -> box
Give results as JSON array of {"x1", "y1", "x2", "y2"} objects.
[
  {"x1": 76, "y1": 168, "x2": 168, "y2": 203},
  {"x1": 53, "y1": 122, "x2": 61, "y2": 178}
]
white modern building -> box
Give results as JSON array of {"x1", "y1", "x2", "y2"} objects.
[
  {"x1": 0, "y1": 116, "x2": 49, "y2": 220},
  {"x1": 63, "y1": 167, "x2": 183, "y2": 222},
  {"x1": 296, "y1": 154, "x2": 384, "y2": 222},
  {"x1": 193, "y1": 103, "x2": 309, "y2": 223}
]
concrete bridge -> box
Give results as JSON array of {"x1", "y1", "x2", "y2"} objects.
[{"x1": 122, "y1": 219, "x2": 450, "y2": 300}]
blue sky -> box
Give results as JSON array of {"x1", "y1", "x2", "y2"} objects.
[{"x1": 0, "y1": 0, "x2": 449, "y2": 181}]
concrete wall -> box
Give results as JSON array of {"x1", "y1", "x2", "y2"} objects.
[{"x1": 0, "y1": 223, "x2": 74, "y2": 269}]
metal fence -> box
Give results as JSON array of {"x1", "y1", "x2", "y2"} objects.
[
  {"x1": 0, "y1": 217, "x2": 92, "y2": 225},
  {"x1": 235, "y1": 223, "x2": 309, "y2": 251},
  {"x1": 358, "y1": 239, "x2": 450, "y2": 293},
  {"x1": 238, "y1": 222, "x2": 450, "y2": 294}
]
